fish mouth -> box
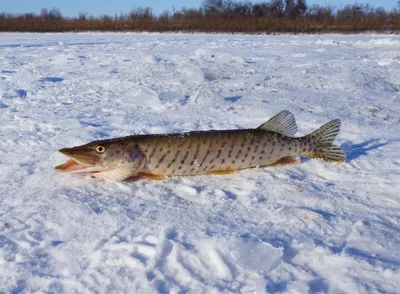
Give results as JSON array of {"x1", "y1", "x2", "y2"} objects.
[{"x1": 55, "y1": 148, "x2": 101, "y2": 174}]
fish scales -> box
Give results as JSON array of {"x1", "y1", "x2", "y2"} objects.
[
  {"x1": 119, "y1": 130, "x2": 306, "y2": 176},
  {"x1": 55, "y1": 111, "x2": 346, "y2": 181}
]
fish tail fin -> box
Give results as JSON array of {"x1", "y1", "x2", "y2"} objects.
[{"x1": 306, "y1": 119, "x2": 346, "y2": 163}]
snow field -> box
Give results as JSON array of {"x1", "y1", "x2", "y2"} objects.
[{"x1": 0, "y1": 33, "x2": 399, "y2": 293}]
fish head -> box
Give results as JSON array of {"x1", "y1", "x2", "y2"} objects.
[{"x1": 55, "y1": 140, "x2": 145, "y2": 180}]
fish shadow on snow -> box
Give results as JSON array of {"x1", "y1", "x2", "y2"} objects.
[{"x1": 341, "y1": 138, "x2": 398, "y2": 162}]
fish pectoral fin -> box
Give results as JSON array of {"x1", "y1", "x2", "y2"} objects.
[
  {"x1": 138, "y1": 173, "x2": 167, "y2": 180},
  {"x1": 208, "y1": 169, "x2": 237, "y2": 175},
  {"x1": 268, "y1": 156, "x2": 300, "y2": 166}
]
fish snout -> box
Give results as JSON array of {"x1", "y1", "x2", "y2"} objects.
[{"x1": 59, "y1": 148, "x2": 100, "y2": 166}]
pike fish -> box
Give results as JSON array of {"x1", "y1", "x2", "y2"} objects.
[{"x1": 55, "y1": 111, "x2": 346, "y2": 181}]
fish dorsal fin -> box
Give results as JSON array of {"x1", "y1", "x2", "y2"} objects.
[{"x1": 257, "y1": 110, "x2": 297, "y2": 136}]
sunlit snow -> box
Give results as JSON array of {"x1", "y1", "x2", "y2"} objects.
[{"x1": 0, "y1": 33, "x2": 399, "y2": 293}]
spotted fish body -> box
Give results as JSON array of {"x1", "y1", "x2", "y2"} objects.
[
  {"x1": 55, "y1": 111, "x2": 346, "y2": 181},
  {"x1": 138, "y1": 130, "x2": 299, "y2": 176}
]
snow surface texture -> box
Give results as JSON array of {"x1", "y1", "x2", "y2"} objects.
[{"x1": 0, "y1": 33, "x2": 399, "y2": 293}]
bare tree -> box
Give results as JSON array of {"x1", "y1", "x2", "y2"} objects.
[
  {"x1": 269, "y1": 0, "x2": 285, "y2": 17},
  {"x1": 252, "y1": 3, "x2": 268, "y2": 18},
  {"x1": 202, "y1": 0, "x2": 224, "y2": 16},
  {"x1": 40, "y1": 8, "x2": 49, "y2": 20},
  {"x1": 284, "y1": 0, "x2": 295, "y2": 17},
  {"x1": 295, "y1": 0, "x2": 307, "y2": 18},
  {"x1": 159, "y1": 10, "x2": 170, "y2": 21},
  {"x1": 78, "y1": 12, "x2": 87, "y2": 21},
  {"x1": 48, "y1": 8, "x2": 62, "y2": 20},
  {"x1": 128, "y1": 7, "x2": 154, "y2": 21}
]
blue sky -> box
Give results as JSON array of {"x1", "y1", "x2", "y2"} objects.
[{"x1": 1, "y1": 0, "x2": 397, "y2": 16}]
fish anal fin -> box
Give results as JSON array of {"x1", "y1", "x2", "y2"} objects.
[
  {"x1": 138, "y1": 172, "x2": 167, "y2": 180},
  {"x1": 208, "y1": 169, "x2": 237, "y2": 175},
  {"x1": 269, "y1": 156, "x2": 300, "y2": 167},
  {"x1": 257, "y1": 110, "x2": 297, "y2": 137}
]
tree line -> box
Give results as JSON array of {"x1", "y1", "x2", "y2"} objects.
[{"x1": 1, "y1": 0, "x2": 399, "y2": 33}]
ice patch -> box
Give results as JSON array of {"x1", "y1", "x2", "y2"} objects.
[
  {"x1": 188, "y1": 87, "x2": 223, "y2": 105},
  {"x1": 231, "y1": 55, "x2": 246, "y2": 64},
  {"x1": 193, "y1": 48, "x2": 213, "y2": 58},
  {"x1": 141, "y1": 55, "x2": 159, "y2": 64},
  {"x1": 129, "y1": 86, "x2": 161, "y2": 107},
  {"x1": 158, "y1": 91, "x2": 185, "y2": 103},
  {"x1": 230, "y1": 238, "x2": 283, "y2": 272},
  {"x1": 170, "y1": 55, "x2": 191, "y2": 67},
  {"x1": 174, "y1": 185, "x2": 198, "y2": 198},
  {"x1": 224, "y1": 77, "x2": 247, "y2": 90},
  {"x1": 180, "y1": 67, "x2": 204, "y2": 84},
  {"x1": 213, "y1": 53, "x2": 245, "y2": 64}
]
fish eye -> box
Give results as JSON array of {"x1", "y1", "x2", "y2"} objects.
[{"x1": 96, "y1": 145, "x2": 106, "y2": 154}]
